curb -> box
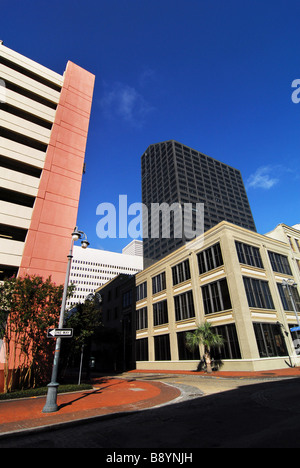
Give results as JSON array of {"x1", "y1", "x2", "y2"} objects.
[{"x1": 0, "y1": 408, "x2": 139, "y2": 441}]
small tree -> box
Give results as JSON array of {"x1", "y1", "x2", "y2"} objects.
[
  {"x1": 186, "y1": 322, "x2": 225, "y2": 373},
  {"x1": 0, "y1": 275, "x2": 68, "y2": 392},
  {"x1": 60, "y1": 296, "x2": 102, "y2": 378}
]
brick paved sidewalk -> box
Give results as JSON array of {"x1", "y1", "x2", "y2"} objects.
[
  {"x1": 0, "y1": 377, "x2": 181, "y2": 436},
  {"x1": 1, "y1": 367, "x2": 299, "y2": 437}
]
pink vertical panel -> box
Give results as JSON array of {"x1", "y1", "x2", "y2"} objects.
[{"x1": 18, "y1": 62, "x2": 95, "y2": 285}]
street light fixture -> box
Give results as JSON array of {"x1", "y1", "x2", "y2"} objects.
[
  {"x1": 282, "y1": 278, "x2": 300, "y2": 328},
  {"x1": 42, "y1": 227, "x2": 89, "y2": 413}
]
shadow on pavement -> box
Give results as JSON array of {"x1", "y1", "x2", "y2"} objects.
[
  {"x1": 1, "y1": 377, "x2": 300, "y2": 448},
  {"x1": 58, "y1": 378, "x2": 123, "y2": 410}
]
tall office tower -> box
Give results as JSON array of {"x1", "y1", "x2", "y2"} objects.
[
  {"x1": 0, "y1": 43, "x2": 95, "y2": 284},
  {"x1": 141, "y1": 140, "x2": 256, "y2": 268}
]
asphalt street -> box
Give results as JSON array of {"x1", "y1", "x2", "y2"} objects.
[{"x1": 0, "y1": 375, "x2": 300, "y2": 449}]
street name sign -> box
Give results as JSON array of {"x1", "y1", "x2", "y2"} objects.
[{"x1": 47, "y1": 328, "x2": 73, "y2": 338}]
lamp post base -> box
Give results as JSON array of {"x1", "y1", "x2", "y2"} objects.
[{"x1": 42, "y1": 382, "x2": 59, "y2": 413}]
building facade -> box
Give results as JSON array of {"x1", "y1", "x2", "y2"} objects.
[
  {"x1": 141, "y1": 140, "x2": 256, "y2": 268},
  {"x1": 67, "y1": 244, "x2": 143, "y2": 308},
  {"x1": 94, "y1": 274, "x2": 137, "y2": 372},
  {"x1": 135, "y1": 222, "x2": 300, "y2": 372},
  {"x1": 0, "y1": 43, "x2": 95, "y2": 284},
  {"x1": 122, "y1": 239, "x2": 143, "y2": 257},
  {"x1": 266, "y1": 224, "x2": 300, "y2": 271}
]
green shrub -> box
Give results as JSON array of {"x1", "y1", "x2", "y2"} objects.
[{"x1": 0, "y1": 384, "x2": 93, "y2": 400}]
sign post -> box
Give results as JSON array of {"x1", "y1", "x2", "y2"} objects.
[{"x1": 42, "y1": 226, "x2": 89, "y2": 414}]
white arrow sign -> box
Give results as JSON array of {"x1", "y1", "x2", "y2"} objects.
[{"x1": 47, "y1": 328, "x2": 73, "y2": 338}]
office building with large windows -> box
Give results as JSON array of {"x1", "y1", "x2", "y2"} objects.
[
  {"x1": 135, "y1": 221, "x2": 300, "y2": 372},
  {"x1": 0, "y1": 43, "x2": 95, "y2": 284},
  {"x1": 141, "y1": 140, "x2": 256, "y2": 268}
]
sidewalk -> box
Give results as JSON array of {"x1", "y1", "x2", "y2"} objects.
[
  {"x1": 1, "y1": 368, "x2": 299, "y2": 437},
  {"x1": 0, "y1": 377, "x2": 181, "y2": 437},
  {"x1": 127, "y1": 367, "x2": 300, "y2": 379}
]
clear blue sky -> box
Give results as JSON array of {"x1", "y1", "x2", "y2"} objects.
[{"x1": 2, "y1": 0, "x2": 300, "y2": 252}]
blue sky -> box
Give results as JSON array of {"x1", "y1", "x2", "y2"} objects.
[{"x1": 2, "y1": 0, "x2": 300, "y2": 252}]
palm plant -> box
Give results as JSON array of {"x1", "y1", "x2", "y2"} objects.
[{"x1": 186, "y1": 322, "x2": 225, "y2": 373}]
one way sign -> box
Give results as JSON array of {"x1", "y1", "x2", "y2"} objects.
[{"x1": 47, "y1": 328, "x2": 73, "y2": 338}]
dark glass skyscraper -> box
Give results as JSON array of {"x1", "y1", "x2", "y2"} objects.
[{"x1": 141, "y1": 140, "x2": 256, "y2": 268}]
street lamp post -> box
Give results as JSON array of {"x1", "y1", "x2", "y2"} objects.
[
  {"x1": 42, "y1": 227, "x2": 89, "y2": 414},
  {"x1": 282, "y1": 278, "x2": 300, "y2": 327}
]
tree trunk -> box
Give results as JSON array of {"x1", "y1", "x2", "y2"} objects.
[{"x1": 204, "y1": 351, "x2": 212, "y2": 373}]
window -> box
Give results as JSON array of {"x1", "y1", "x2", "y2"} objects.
[
  {"x1": 152, "y1": 272, "x2": 166, "y2": 294},
  {"x1": 122, "y1": 290, "x2": 132, "y2": 309},
  {"x1": 235, "y1": 242, "x2": 264, "y2": 269},
  {"x1": 210, "y1": 324, "x2": 241, "y2": 360},
  {"x1": 243, "y1": 277, "x2": 275, "y2": 310},
  {"x1": 177, "y1": 331, "x2": 200, "y2": 360},
  {"x1": 153, "y1": 300, "x2": 169, "y2": 326},
  {"x1": 136, "y1": 307, "x2": 148, "y2": 330},
  {"x1": 253, "y1": 323, "x2": 288, "y2": 358},
  {"x1": 136, "y1": 282, "x2": 147, "y2": 301},
  {"x1": 172, "y1": 259, "x2": 191, "y2": 285},
  {"x1": 174, "y1": 291, "x2": 195, "y2": 321},
  {"x1": 268, "y1": 252, "x2": 292, "y2": 276},
  {"x1": 197, "y1": 243, "x2": 224, "y2": 274},
  {"x1": 201, "y1": 279, "x2": 232, "y2": 315},
  {"x1": 277, "y1": 284, "x2": 300, "y2": 312},
  {"x1": 154, "y1": 334, "x2": 171, "y2": 361},
  {"x1": 136, "y1": 338, "x2": 149, "y2": 361},
  {"x1": 288, "y1": 236, "x2": 296, "y2": 252}
]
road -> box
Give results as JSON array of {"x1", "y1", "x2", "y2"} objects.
[{"x1": 0, "y1": 375, "x2": 300, "y2": 449}]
